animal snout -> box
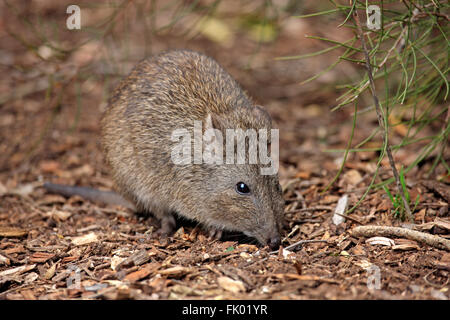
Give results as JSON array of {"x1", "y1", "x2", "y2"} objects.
[{"x1": 267, "y1": 234, "x2": 281, "y2": 250}]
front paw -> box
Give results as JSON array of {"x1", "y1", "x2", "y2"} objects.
[
  {"x1": 153, "y1": 215, "x2": 176, "y2": 237},
  {"x1": 208, "y1": 228, "x2": 223, "y2": 240}
]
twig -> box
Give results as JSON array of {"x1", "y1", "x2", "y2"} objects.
[
  {"x1": 285, "y1": 206, "x2": 333, "y2": 214},
  {"x1": 432, "y1": 104, "x2": 450, "y2": 176},
  {"x1": 407, "y1": 0, "x2": 450, "y2": 22},
  {"x1": 338, "y1": 23, "x2": 407, "y2": 107},
  {"x1": 333, "y1": 211, "x2": 363, "y2": 225},
  {"x1": 352, "y1": 5, "x2": 414, "y2": 222},
  {"x1": 424, "y1": 269, "x2": 449, "y2": 288},
  {"x1": 351, "y1": 225, "x2": 450, "y2": 251},
  {"x1": 270, "y1": 239, "x2": 329, "y2": 254},
  {"x1": 282, "y1": 225, "x2": 300, "y2": 242}
]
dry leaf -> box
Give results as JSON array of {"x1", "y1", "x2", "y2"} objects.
[
  {"x1": 282, "y1": 248, "x2": 295, "y2": 260},
  {"x1": 170, "y1": 284, "x2": 203, "y2": 296},
  {"x1": 273, "y1": 273, "x2": 339, "y2": 284},
  {"x1": 124, "y1": 263, "x2": 158, "y2": 282},
  {"x1": 72, "y1": 164, "x2": 94, "y2": 177},
  {"x1": 294, "y1": 171, "x2": 310, "y2": 179},
  {"x1": 414, "y1": 208, "x2": 426, "y2": 223},
  {"x1": 46, "y1": 210, "x2": 72, "y2": 221},
  {"x1": 37, "y1": 45, "x2": 53, "y2": 59},
  {"x1": 0, "y1": 254, "x2": 10, "y2": 266},
  {"x1": 354, "y1": 259, "x2": 373, "y2": 269},
  {"x1": 393, "y1": 238, "x2": 420, "y2": 251},
  {"x1": 39, "y1": 160, "x2": 60, "y2": 173},
  {"x1": 332, "y1": 195, "x2": 348, "y2": 225},
  {"x1": 433, "y1": 253, "x2": 450, "y2": 271},
  {"x1": 377, "y1": 199, "x2": 391, "y2": 212},
  {"x1": 389, "y1": 114, "x2": 408, "y2": 137},
  {"x1": 174, "y1": 227, "x2": 185, "y2": 238},
  {"x1": 392, "y1": 244, "x2": 419, "y2": 251},
  {"x1": 71, "y1": 232, "x2": 98, "y2": 246},
  {"x1": 434, "y1": 218, "x2": 450, "y2": 231},
  {"x1": 116, "y1": 249, "x2": 151, "y2": 270},
  {"x1": 343, "y1": 169, "x2": 362, "y2": 186},
  {"x1": 415, "y1": 218, "x2": 450, "y2": 232},
  {"x1": 158, "y1": 266, "x2": 191, "y2": 278},
  {"x1": 441, "y1": 253, "x2": 450, "y2": 263},
  {"x1": 320, "y1": 195, "x2": 340, "y2": 204},
  {"x1": 351, "y1": 244, "x2": 366, "y2": 256},
  {"x1": 110, "y1": 256, "x2": 125, "y2": 271},
  {"x1": 104, "y1": 280, "x2": 126, "y2": 288},
  {"x1": 0, "y1": 264, "x2": 36, "y2": 277},
  {"x1": 236, "y1": 244, "x2": 258, "y2": 252},
  {"x1": 3, "y1": 246, "x2": 25, "y2": 254},
  {"x1": 0, "y1": 181, "x2": 8, "y2": 195},
  {"x1": 366, "y1": 236, "x2": 395, "y2": 247},
  {"x1": 44, "y1": 264, "x2": 57, "y2": 280},
  {"x1": 421, "y1": 180, "x2": 450, "y2": 203},
  {"x1": 39, "y1": 195, "x2": 66, "y2": 205},
  {"x1": 61, "y1": 256, "x2": 79, "y2": 263},
  {"x1": 240, "y1": 252, "x2": 251, "y2": 259},
  {"x1": 20, "y1": 289, "x2": 36, "y2": 300},
  {"x1": 0, "y1": 227, "x2": 28, "y2": 238},
  {"x1": 217, "y1": 276, "x2": 246, "y2": 293},
  {"x1": 24, "y1": 272, "x2": 39, "y2": 284},
  {"x1": 11, "y1": 184, "x2": 34, "y2": 196},
  {"x1": 30, "y1": 252, "x2": 55, "y2": 263}
]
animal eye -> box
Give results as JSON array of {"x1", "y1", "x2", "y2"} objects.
[
  {"x1": 277, "y1": 183, "x2": 283, "y2": 193},
  {"x1": 235, "y1": 182, "x2": 250, "y2": 195}
]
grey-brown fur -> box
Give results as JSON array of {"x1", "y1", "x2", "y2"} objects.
[{"x1": 101, "y1": 50, "x2": 284, "y2": 249}]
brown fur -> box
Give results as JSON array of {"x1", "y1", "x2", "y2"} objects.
[{"x1": 101, "y1": 50, "x2": 284, "y2": 248}]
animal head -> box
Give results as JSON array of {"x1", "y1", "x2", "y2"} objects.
[{"x1": 182, "y1": 105, "x2": 284, "y2": 249}]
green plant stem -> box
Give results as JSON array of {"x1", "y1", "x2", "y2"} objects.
[{"x1": 352, "y1": 4, "x2": 414, "y2": 222}]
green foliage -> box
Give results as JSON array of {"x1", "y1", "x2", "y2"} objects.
[
  {"x1": 286, "y1": 0, "x2": 449, "y2": 213},
  {"x1": 382, "y1": 166, "x2": 420, "y2": 220}
]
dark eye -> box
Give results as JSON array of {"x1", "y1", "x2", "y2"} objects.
[
  {"x1": 277, "y1": 183, "x2": 283, "y2": 193},
  {"x1": 235, "y1": 182, "x2": 250, "y2": 195}
]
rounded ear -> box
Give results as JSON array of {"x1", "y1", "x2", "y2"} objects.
[
  {"x1": 204, "y1": 113, "x2": 222, "y2": 132},
  {"x1": 252, "y1": 105, "x2": 272, "y2": 125},
  {"x1": 204, "y1": 114, "x2": 214, "y2": 132}
]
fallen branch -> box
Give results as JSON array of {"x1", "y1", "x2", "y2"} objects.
[{"x1": 351, "y1": 225, "x2": 450, "y2": 251}]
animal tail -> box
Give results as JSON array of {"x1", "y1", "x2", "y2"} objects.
[{"x1": 43, "y1": 182, "x2": 135, "y2": 210}]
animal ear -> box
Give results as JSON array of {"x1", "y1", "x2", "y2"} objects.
[
  {"x1": 203, "y1": 114, "x2": 224, "y2": 157},
  {"x1": 204, "y1": 113, "x2": 214, "y2": 131},
  {"x1": 204, "y1": 113, "x2": 223, "y2": 132},
  {"x1": 251, "y1": 105, "x2": 272, "y2": 125},
  {"x1": 203, "y1": 113, "x2": 224, "y2": 141}
]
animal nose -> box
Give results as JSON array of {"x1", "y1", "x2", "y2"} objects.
[{"x1": 267, "y1": 234, "x2": 281, "y2": 250}]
